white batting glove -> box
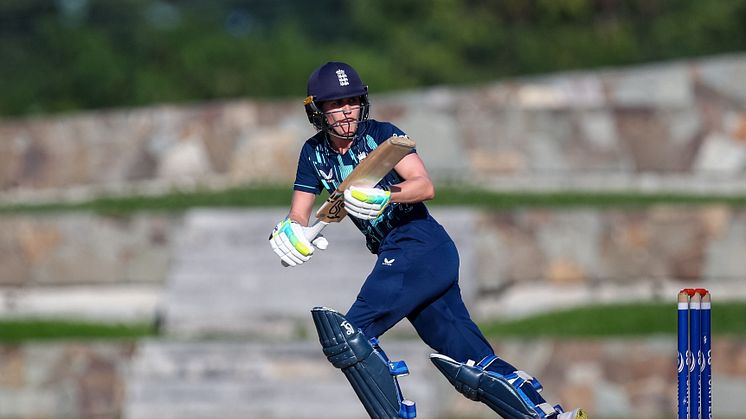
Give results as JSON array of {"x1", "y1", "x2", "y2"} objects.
[
  {"x1": 269, "y1": 218, "x2": 328, "y2": 267},
  {"x1": 343, "y1": 186, "x2": 391, "y2": 220}
]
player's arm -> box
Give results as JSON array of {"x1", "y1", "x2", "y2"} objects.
[
  {"x1": 287, "y1": 190, "x2": 316, "y2": 226},
  {"x1": 343, "y1": 152, "x2": 434, "y2": 220},
  {"x1": 388, "y1": 152, "x2": 435, "y2": 204}
]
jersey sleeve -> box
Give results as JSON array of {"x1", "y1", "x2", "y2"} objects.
[
  {"x1": 293, "y1": 145, "x2": 322, "y2": 194},
  {"x1": 375, "y1": 122, "x2": 417, "y2": 155},
  {"x1": 374, "y1": 122, "x2": 406, "y2": 143}
]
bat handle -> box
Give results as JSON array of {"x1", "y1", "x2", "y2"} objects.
[{"x1": 304, "y1": 219, "x2": 328, "y2": 241}]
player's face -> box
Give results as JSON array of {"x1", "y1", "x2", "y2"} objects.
[{"x1": 321, "y1": 97, "x2": 361, "y2": 139}]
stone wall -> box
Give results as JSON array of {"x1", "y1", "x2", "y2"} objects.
[
  {"x1": 2, "y1": 54, "x2": 746, "y2": 204},
  {"x1": 0, "y1": 214, "x2": 177, "y2": 287},
  {"x1": 2, "y1": 207, "x2": 746, "y2": 322},
  {"x1": 0, "y1": 208, "x2": 744, "y2": 418},
  {"x1": 0, "y1": 343, "x2": 135, "y2": 419},
  {"x1": 3, "y1": 338, "x2": 745, "y2": 419},
  {"x1": 122, "y1": 338, "x2": 746, "y2": 419}
]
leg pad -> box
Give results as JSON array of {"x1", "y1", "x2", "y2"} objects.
[{"x1": 312, "y1": 307, "x2": 416, "y2": 419}]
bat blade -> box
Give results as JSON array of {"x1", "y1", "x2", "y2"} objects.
[
  {"x1": 316, "y1": 136, "x2": 415, "y2": 223},
  {"x1": 303, "y1": 136, "x2": 415, "y2": 242}
]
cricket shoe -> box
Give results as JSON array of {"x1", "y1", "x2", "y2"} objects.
[{"x1": 556, "y1": 408, "x2": 588, "y2": 419}]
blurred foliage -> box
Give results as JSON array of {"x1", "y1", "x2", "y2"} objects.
[{"x1": 1, "y1": 0, "x2": 745, "y2": 116}]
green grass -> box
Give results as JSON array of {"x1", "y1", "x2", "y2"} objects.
[
  {"x1": 0, "y1": 185, "x2": 299, "y2": 215},
  {"x1": 479, "y1": 301, "x2": 746, "y2": 338},
  {"x1": 3, "y1": 302, "x2": 743, "y2": 342},
  {"x1": 0, "y1": 319, "x2": 158, "y2": 342},
  {"x1": 434, "y1": 188, "x2": 746, "y2": 208},
  {"x1": 1, "y1": 185, "x2": 746, "y2": 214}
]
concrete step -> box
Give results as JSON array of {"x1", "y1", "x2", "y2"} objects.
[
  {"x1": 160, "y1": 208, "x2": 478, "y2": 339},
  {"x1": 0, "y1": 284, "x2": 160, "y2": 322},
  {"x1": 123, "y1": 340, "x2": 459, "y2": 419}
]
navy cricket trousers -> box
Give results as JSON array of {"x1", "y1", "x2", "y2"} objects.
[
  {"x1": 344, "y1": 215, "x2": 549, "y2": 406},
  {"x1": 346, "y1": 215, "x2": 506, "y2": 368}
]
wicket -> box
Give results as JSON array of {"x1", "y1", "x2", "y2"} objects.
[{"x1": 677, "y1": 288, "x2": 712, "y2": 419}]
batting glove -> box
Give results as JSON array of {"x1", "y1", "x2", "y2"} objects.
[
  {"x1": 343, "y1": 186, "x2": 390, "y2": 220},
  {"x1": 269, "y1": 218, "x2": 328, "y2": 267}
]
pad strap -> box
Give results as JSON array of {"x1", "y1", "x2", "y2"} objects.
[
  {"x1": 477, "y1": 355, "x2": 545, "y2": 393},
  {"x1": 430, "y1": 353, "x2": 562, "y2": 419}
]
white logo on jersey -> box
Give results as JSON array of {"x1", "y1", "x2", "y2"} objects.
[
  {"x1": 336, "y1": 69, "x2": 349, "y2": 86},
  {"x1": 340, "y1": 321, "x2": 355, "y2": 336},
  {"x1": 319, "y1": 168, "x2": 334, "y2": 181},
  {"x1": 382, "y1": 258, "x2": 396, "y2": 266},
  {"x1": 357, "y1": 151, "x2": 367, "y2": 161}
]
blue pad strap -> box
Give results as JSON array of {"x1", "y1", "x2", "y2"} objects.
[
  {"x1": 389, "y1": 360, "x2": 410, "y2": 377},
  {"x1": 478, "y1": 355, "x2": 544, "y2": 393},
  {"x1": 505, "y1": 370, "x2": 544, "y2": 393},
  {"x1": 312, "y1": 307, "x2": 416, "y2": 419}
]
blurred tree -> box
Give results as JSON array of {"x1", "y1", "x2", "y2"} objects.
[{"x1": 0, "y1": 0, "x2": 744, "y2": 116}]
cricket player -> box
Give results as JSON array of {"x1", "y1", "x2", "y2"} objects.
[{"x1": 269, "y1": 61, "x2": 587, "y2": 419}]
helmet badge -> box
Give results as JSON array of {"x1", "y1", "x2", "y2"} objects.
[{"x1": 336, "y1": 69, "x2": 349, "y2": 87}]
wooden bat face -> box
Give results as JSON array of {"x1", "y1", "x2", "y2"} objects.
[
  {"x1": 319, "y1": 191, "x2": 346, "y2": 221},
  {"x1": 315, "y1": 136, "x2": 415, "y2": 223}
]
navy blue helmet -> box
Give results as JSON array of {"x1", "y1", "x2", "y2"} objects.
[{"x1": 304, "y1": 61, "x2": 370, "y2": 133}]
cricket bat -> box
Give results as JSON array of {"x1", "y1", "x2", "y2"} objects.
[{"x1": 304, "y1": 135, "x2": 416, "y2": 241}]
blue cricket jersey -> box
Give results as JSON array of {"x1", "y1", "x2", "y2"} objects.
[{"x1": 293, "y1": 120, "x2": 430, "y2": 253}]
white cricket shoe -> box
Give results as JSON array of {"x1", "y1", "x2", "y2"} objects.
[{"x1": 557, "y1": 408, "x2": 588, "y2": 419}]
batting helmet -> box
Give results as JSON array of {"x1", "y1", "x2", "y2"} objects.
[{"x1": 304, "y1": 62, "x2": 370, "y2": 133}]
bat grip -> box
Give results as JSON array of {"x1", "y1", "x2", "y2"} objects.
[{"x1": 304, "y1": 219, "x2": 328, "y2": 241}]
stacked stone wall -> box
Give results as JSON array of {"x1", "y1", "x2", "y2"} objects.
[
  {"x1": 2, "y1": 54, "x2": 746, "y2": 203},
  {"x1": 3, "y1": 339, "x2": 745, "y2": 418}
]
